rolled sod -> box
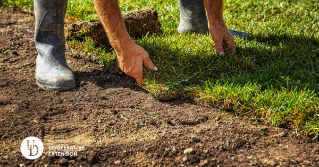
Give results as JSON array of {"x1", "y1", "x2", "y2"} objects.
[{"x1": 67, "y1": 7, "x2": 163, "y2": 47}]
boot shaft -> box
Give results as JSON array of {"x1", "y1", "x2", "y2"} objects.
[
  {"x1": 34, "y1": 0, "x2": 68, "y2": 30},
  {"x1": 177, "y1": 0, "x2": 209, "y2": 34},
  {"x1": 34, "y1": 0, "x2": 68, "y2": 61}
]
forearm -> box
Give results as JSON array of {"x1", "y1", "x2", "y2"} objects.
[
  {"x1": 203, "y1": 0, "x2": 235, "y2": 54},
  {"x1": 92, "y1": 0, "x2": 133, "y2": 51},
  {"x1": 204, "y1": 0, "x2": 225, "y2": 25},
  {"x1": 92, "y1": 0, "x2": 157, "y2": 86}
]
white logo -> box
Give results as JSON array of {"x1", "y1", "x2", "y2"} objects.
[{"x1": 20, "y1": 136, "x2": 44, "y2": 160}]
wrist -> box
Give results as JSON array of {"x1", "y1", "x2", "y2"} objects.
[
  {"x1": 112, "y1": 37, "x2": 134, "y2": 52},
  {"x1": 113, "y1": 38, "x2": 135, "y2": 58},
  {"x1": 208, "y1": 18, "x2": 225, "y2": 27}
]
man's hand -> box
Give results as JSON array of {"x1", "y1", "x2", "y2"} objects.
[
  {"x1": 209, "y1": 21, "x2": 236, "y2": 55},
  {"x1": 92, "y1": 0, "x2": 157, "y2": 86},
  {"x1": 204, "y1": 0, "x2": 236, "y2": 55},
  {"x1": 116, "y1": 42, "x2": 158, "y2": 86}
]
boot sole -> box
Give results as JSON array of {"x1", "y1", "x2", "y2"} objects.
[
  {"x1": 36, "y1": 79, "x2": 76, "y2": 91},
  {"x1": 178, "y1": 28, "x2": 251, "y2": 40}
]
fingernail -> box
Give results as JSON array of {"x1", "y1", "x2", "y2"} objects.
[
  {"x1": 219, "y1": 52, "x2": 224, "y2": 56},
  {"x1": 153, "y1": 66, "x2": 158, "y2": 71}
]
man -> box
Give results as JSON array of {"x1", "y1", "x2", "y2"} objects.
[{"x1": 34, "y1": 0, "x2": 249, "y2": 91}]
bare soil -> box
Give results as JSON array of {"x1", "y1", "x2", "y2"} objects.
[{"x1": 0, "y1": 7, "x2": 319, "y2": 167}]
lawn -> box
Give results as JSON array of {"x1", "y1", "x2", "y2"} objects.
[{"x1": 3, "y1": 0, "x2": 319, "y2": 138}]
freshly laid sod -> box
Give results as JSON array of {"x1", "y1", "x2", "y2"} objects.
[{"x1": 3, "y1": 0, "x2": 319, "y2": 138}]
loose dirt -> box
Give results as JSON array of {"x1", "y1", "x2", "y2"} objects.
[{"x1": 0, "y1": 6, "x2": 318, "y2": 167}]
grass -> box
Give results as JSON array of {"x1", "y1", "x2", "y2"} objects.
[{"x1": 2, "y1": 0, "x2": 319, "y2": 139}]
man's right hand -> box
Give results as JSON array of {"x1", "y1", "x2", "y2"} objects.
[
  {"x1": 92, "y1": 0, "x2": 158, "y2": 86},
  {"x1": 115, "y1": 42, "x2": 158, "y2": 86}
]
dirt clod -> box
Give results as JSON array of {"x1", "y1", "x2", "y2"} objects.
[
  {"x1": 172, "y1": 147, "x2": 178, "y2": 153},
  {"x1": 191, "y1": 136, "x2": 200, "y2": 142},
  {"x1": 278, "y1": 131, "x2": 287, "y2": 137},
  {"x1": 114, "y1": 160, "x2": 121, "y2": 165},
  {"x1": 58, "y1": 158, "x2": 68, "y2": 165},
  {"x1": 199, "y1": 159, "x2": 208, "y2": 166},
  {"x1": 184, "y1": 148, "x2": 195, "y2": 154}
]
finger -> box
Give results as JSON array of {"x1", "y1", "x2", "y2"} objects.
[
  {"x1": 214, "y1": 39, "x2": 225, "y2": 56},
  {"x1": 223, "y1": 36, "x2": 236, "y2": 53},
  {"x1": 120, "y1": 63, "x2": 144, "y2": 86},
  {"x1": 143, "y1": 56, "x2": 158, "y2": 71},
  {"x1": 134, "y1": 72, "x2": 144, "y2": 86},
  {"x1": 223, "y1": 43, "x2": 235, "y2": 53}
]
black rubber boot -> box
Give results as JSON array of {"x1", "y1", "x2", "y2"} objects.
[
  {"x1": 177, "y1": 0, "x2": 250, "y2": 39},
  {"x1": 34, "y1": 0, "x2": 76, "y2": 91}
]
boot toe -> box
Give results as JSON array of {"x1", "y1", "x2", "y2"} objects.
[
  {"x1": 229, "y1": 29, "x2": 251, "y2": 40},
  {"x1": 36, "y1": 66, "x2": 76, "y2": 91}
]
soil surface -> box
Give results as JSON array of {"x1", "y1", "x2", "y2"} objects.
[{"x1": 1, "y1": 6, "x2": 319, "y2": 167}]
